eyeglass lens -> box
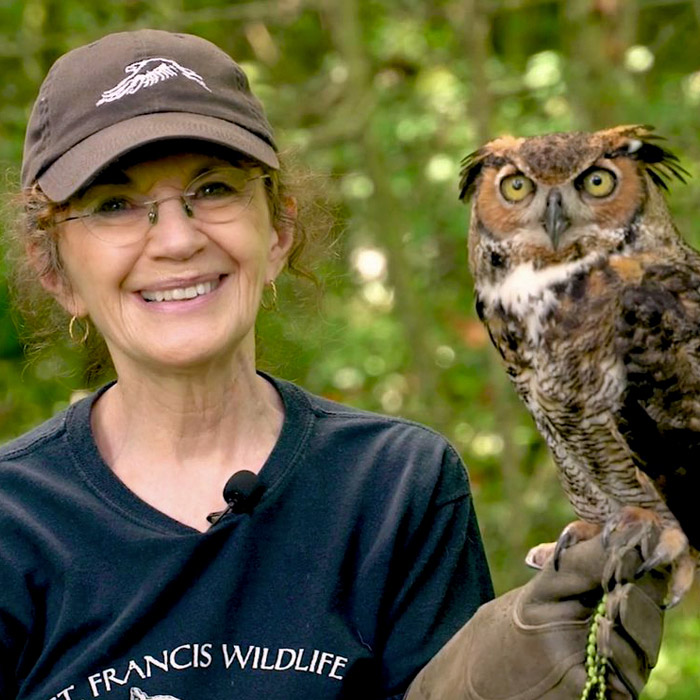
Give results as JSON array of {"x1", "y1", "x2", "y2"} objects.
[{"x1": 64, "y1": 168, "x2": 264, "y2": 245}]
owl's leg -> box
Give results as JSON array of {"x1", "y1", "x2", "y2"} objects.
[
  {"x1": 524, "y1": 520, "x2": 601, "y2": 570},
  {"x1": 601, "y1": 505, "x2": 692, "y2": 607}
]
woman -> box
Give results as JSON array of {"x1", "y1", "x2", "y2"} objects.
[{"x1": 2, "y1": 29, "x2": 665, "y2": 700}]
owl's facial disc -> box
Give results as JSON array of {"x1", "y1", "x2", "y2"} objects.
[{"x1": 472, "y1": 152, "x2": 644, "y2": 270}]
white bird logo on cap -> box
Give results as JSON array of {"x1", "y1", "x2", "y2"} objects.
[{"x1": 96, "y1": 57, "x2": 211, "y2": 106}]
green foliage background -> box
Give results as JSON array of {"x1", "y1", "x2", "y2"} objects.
[{"x1": 1, "y1": 0, "x2": 699, "y2": 695}]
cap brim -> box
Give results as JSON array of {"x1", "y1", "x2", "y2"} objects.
[{"x1": 37, "y1": 112, "x2": 279, "y2": 202}]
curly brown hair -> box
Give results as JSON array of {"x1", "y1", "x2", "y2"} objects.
[{"x1": 4, "y1": 149, "x2": 333, "y2": 380}]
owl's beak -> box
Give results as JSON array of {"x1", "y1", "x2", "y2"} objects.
[{"x1": 543, "y1": 189, "x2": 570, "y2": 249}]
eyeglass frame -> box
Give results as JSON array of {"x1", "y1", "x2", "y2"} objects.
[{"x1": 54, "y1": 167, "x2": 270, "y2": 242}]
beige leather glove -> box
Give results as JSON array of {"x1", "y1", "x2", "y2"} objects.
[{"x1": 405, "y1": 534, "x2": 667, "y2": 700}]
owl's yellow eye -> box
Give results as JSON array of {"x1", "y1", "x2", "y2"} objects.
[
  {"x1": 581, "y1": 168, "x2": 616, "y2": 197},
  {"x1": 500, "y1": 174, "x2": 535, "y2": 202}
]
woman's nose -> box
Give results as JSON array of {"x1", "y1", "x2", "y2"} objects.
[{"x1": 144, "y1": 196, "x2": 205, "y2": 259}]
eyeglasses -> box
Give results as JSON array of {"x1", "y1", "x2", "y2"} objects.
[{"x1": 57, "y1": 167, "x2": 269, "y2": 245}]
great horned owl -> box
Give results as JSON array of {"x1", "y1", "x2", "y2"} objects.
[{"x1": 460, "y1": 125, "x2": 698, "y2": 605}]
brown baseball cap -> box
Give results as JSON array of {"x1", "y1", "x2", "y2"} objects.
[{"x1": 21, "y1": 29, "x2": 279, "y2": 202}]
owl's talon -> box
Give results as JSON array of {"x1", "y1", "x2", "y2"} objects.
[
  {"x1": 552, "y1": 539, "x2": 567, "y2": 572},
  {"x1": 553, "y1": 520, "x2": 602, "y2": 571},
  {"x1": 636, "y1": 554, "x2": 665, "y2": 577},
  {"x1": 665, "y1": 551, "x2": 695, "y2": 608}
]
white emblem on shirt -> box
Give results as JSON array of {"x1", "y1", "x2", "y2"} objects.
[
  {"x1": 130, "y1": 688, "x2": 182, "y2": 700},
  {"x1": 96, "y1": 58, "x2": 211, "y2": 106}
]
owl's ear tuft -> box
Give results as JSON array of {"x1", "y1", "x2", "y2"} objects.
[
  {"x1": 634, "y1": 143, "x2": 689, "y2": 191},
  {"x1": 614, "y1": 126, "x2": 690, "y2": 191},
  {"x1": 459, "y1": 149, "x2": 488, "y2": 201}
]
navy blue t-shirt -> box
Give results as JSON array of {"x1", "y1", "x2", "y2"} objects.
[{"x1": 0, "y1": 375, "x2": 493, "y2": 700}]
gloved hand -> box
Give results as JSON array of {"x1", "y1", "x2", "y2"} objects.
[{"x1": 404, "y1": 534, "x2": 668, "y2": 700}]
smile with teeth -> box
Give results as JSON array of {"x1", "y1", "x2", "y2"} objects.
[{"x1": 141, "y1": 278, "x2": 221, "y2": 302}]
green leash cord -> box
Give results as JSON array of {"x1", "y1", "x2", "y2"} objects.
[{"x1": 581, "y1": 594, "x2": 609, "y2": 700}]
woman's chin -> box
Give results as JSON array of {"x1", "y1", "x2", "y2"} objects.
[{"x1": 113, "y1": 331, "x2": 254, "y2": 377}]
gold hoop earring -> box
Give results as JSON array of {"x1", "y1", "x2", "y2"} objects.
[
  {"x1": 68, "y1": 315, "x2": 90, "y2": 344},
  {"x1": 261, "y1": 280, "x2": 278, "y2": 312}
]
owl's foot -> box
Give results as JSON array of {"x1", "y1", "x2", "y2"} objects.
[
  {"x1": 601, "y1": 506, "x2": 692, "y2": 607},
  {"x1": 524, "y1": 520, "x2": 602, "y2": 570}
]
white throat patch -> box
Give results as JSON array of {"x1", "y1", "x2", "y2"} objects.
[
  {"x1": 479, "y1": 252, "x2": 602, "y2": 341},
  {"x1": 96, "y1": 58, "x2": 211, "y2": 106}
]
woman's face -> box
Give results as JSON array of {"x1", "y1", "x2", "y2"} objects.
[{"x1": 49, "y1": 151, "x2": 292, "y2": 374}]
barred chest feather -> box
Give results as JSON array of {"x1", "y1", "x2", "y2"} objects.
[{"x1": 476, "y1": 256, "x2": 669, "y2": 523}]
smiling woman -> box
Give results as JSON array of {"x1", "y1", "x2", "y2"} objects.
[
  {"x1": 9, "y1": 147, "x2": 313, "y2": 379},
  {"x1": 52, "y1": 152, "x2": 292, "y2": 376},
  {"x1": 0, "y1": 28, "x2": 496, "y2": 700}
]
